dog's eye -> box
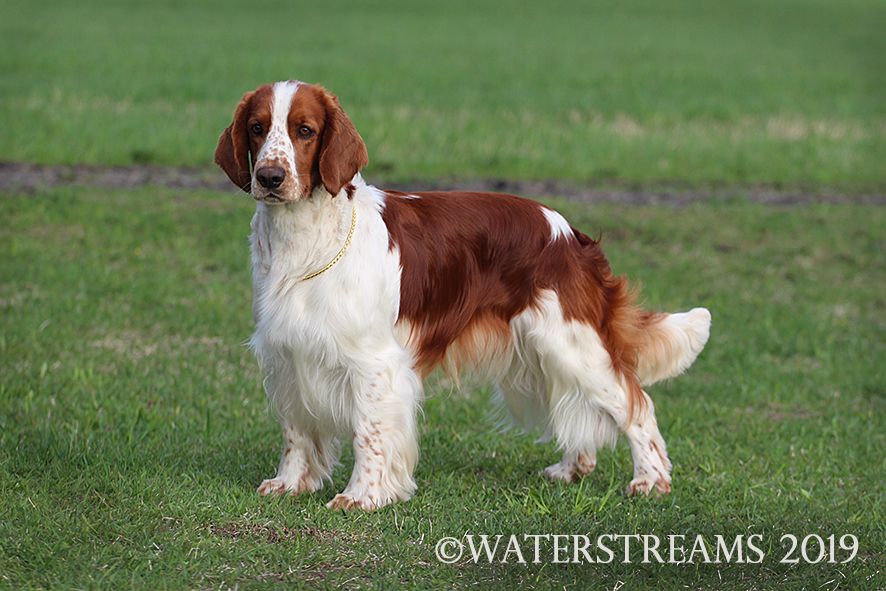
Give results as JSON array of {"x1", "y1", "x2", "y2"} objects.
[
  {"x1": 296, "y1": 125, "x2": 315, "y2": 140},
  {"x1": 250, "y1": 123, "x2": 263, "y2": 135}
]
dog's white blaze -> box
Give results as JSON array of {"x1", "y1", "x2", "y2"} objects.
[{"x1": 253, "y1": 81, "x2": 300, "y2": 191}]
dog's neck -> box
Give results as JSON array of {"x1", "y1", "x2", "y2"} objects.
[{"x1": 250, "y1": 175, "x2": 364, "y2": 279}]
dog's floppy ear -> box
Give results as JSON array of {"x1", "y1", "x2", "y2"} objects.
[
  {"x1": 214, "y1": 91, "x2": 254, "y2": 192},
  {"x1": 318, "y1": 88, "x2": 368, "y2": 196}
]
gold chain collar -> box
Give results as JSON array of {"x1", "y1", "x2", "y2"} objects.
[{"x1": 298, "y1": 205, "x2": 357, "y2": 282}]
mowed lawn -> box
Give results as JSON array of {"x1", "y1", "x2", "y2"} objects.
[
  {"x1": 0, "y1": 187, "x2": 883, "y2": 589},
  {"x1": 1, "y1": 0, "x2": 884, "y2": 189}
]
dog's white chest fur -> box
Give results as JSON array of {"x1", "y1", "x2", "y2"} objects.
[{"x1": 247, "y1": 186, "x2": 408, "y2": 430}]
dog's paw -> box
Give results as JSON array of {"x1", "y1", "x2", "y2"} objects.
[
  {"x1": 257, "y1": 475, "x2": 319, "y2": 496},
  {"x1": 543, "y1": 462, "x2": 578, "y2": 482},
  {"x1": 257, "y1": 478, "x2": 290, "y2": 496},
  {"x1": 625, "y1": 474, "x2": 671, "y2": 496},
  {"x1": 543, "y1": 453, "x2": 596, "y2": 483},
  {"x1": 326, "y1": 492, "x2": 382, "y2": 511}
]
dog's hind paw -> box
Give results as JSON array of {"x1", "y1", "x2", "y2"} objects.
[
  {"x1": 543, "y1": 452, "x2": 596, "y2": 483},
  {"x1": 626, "y1": 475, "x2": 671, "y2": 496}
]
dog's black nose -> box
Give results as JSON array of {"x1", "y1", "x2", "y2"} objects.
[{"x1": 256, "y1": 166, "x2": 286, "y2": 189}]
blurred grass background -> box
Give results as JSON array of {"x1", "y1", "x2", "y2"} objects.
[{"x1": 1, "y1": 0, "x2": 884, "y2": 189}]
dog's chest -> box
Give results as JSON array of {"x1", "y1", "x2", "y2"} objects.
[
  {"x1": 250, "y1": 245, "x2": 340, "y2": 352},
  {"x1": 247, "y1": 206, "x2": 401, "y2": 357}
]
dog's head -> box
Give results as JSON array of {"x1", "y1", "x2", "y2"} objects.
[{"x1": 214, "y1": 81, "x2": 368, "y2": 202}]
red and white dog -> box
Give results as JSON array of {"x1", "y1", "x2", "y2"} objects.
[{"x1": 215, "y1": 80, "x2": 711, "y2": 511}]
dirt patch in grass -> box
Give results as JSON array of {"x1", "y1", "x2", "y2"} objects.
[
  {"x1": 208, "y1": 523, "x2": 338, "y2": 544},
  {"x1": 0, "y1": 162, "x2": 231, "y2": 193},
  {"x1": 2, "y1": 161, "x2": 883, "y2": 206}
]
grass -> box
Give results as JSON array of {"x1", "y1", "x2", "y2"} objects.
[
  {"x1": 1, "y1": 186, "x2": 883, "y2": 589},
  {"x1": 1, "y1": 0, "x2": 885, "y2": 189}
]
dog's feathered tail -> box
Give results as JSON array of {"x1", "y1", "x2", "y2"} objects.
[{"x1": 634, "y1": 308, "x2": 711, "y2": 387}]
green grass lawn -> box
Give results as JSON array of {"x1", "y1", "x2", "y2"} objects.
[
  {"x1": 1, "y1": 187, "x2": 883, "y2": 589},
  {"x1": 1, "y1": 0, "x2": 884, "y2": 189}
]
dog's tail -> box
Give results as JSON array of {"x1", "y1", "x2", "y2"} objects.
[{"x1": 634, "y1": 308, "x2": 711, "y2": 386}]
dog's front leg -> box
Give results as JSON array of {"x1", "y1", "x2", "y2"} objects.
[
  {"x1": 327, "y1": 362, "x2": 421, "y2": 511},
  {"x1": 257, "y1": 423, "x2": 339, "y2": 496}
]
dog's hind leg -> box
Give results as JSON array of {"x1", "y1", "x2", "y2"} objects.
[
  {"x1": 507, "y1": 293, "x2": 617, "y2": 483},
  {"x1": 621, "y1": 393, "x2": 672, "y2": 495},
  {"x1": 543, "y1": 389, "x2": 619, "y2": 483},
  {"x1": 493, "y1": 329, "x2": 604, "y2": 482},
  {"x1": 517, "y1": 290, "x2": 673, "y2": 494},
  {"x1": 549, "y1": 361, "x2": 672, "y2": 495}
]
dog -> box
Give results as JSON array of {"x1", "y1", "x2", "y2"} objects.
[{"x1": 214, "y1": 80, "x2": 711, "y2": 510}]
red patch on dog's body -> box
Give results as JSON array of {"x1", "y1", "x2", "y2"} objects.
[{"x1": 381, "y1": 190, "x2": 647, "y2": 416}]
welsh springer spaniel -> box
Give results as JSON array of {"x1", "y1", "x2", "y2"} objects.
[{"x1": 215, "y1": 80, "x2": 711, "y2": 511}]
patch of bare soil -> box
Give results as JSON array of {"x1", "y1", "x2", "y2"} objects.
[
  {"x1": 208, "y1": 523, "x2": 335, "y2": 544},
  {"x1": 2, "y1": 161, "x2": 883, "y2": 206},
  {"x1": 0, "y1": 162, "x2": 232, "y2": 193}
]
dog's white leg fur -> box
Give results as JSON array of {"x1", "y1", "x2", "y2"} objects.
[
  {"x1": 253, "y1": 347, "x2": 341, "y2": 496},
  {"x1": 327, "y1": 357, "x2": 422, "y2": 511},
  {"x1": 257, "y1": 424, "x2": 340, "y2": 496},
  {"x1": 249, "y1": 182, "x2": 423, "y2": 511},
  {"x1": 494, "y1": 363, "x2": 598, "y2": 481},
  {"x1": 622, "y1": 393, "x2": 673, "y2": 495},
  {"x1": 505, "y1": 290, "x2": 672, "y2": 494}
]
